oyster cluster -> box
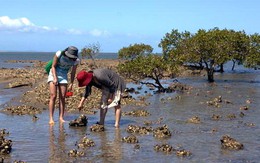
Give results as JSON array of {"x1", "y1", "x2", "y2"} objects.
[
  {"x1": 154, "y1": 143, "x2": 192, "y2": 157},
  {"x1": 69, "y1": 114, "x2": 88, "y2": 127},
  {"x1": 0, "y1": 129, "x2": 9, "y2": 136},
  {"x1": 168, "y1": 82, "x2": 190, "y2": 92},
  {"x1": 77, "y1": 136, "x2": 95, "y2": 148},
  {"x1": 3, "y1": 105, "x2": 42, "y2": 115},
  {"x1": 206, "y1": 95, "x2": 233, "y2": 108},
  {"x1": 1, "y1": 67, "x2": 40, "y2": 89},
  {"x1": 122, "y1": 135, "x2": 139, "y2": 144},
  {"x1": 226, "y1": 113, "x2": 236, "y2": 120},
  {"x1": 122, "y1": 109, "x2": 151, "y2": 117},
  {"x1": 206, "y1": 95, "x2": 223, "y2": 107},
  {"x1": 154, "y1": 144, "x2": 174, "y2": 153},
  {"x1": 68, "y1": 149, "x2": 85, "y2": 157},
  {"x1": 240, "y1": 105, "x2": 249, "y2": 110},
  {"x1": 220, "y1": 135, "x2": 244, "y2": 150},
  {"x1": 153, "y1": 125, "x2": 172, "y2": 138},
  {"x1": 90, "y1": 124, "x2": 105, "y2": 132},
  {"x1": 6, "y1": 80, "x2": 33, "y2": 88},
  {"x1": 211, "y1": 114, "x2": 221, "y2": 120},
  {"x1": 187, "y1": 116, "x2": 201, "y2": 124},
  {"x1": 176, "y1": 149, "x2": 192, "y2": 157},
  {"x1": 0, "y1": 129, "x2": 12, "y2": 154},
  {"x1": 126, "y1": 124, "x2": 153, "y2": 135}
]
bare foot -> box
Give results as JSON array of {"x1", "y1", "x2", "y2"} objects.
[
  {"x1": 49, "y1": 120, "x2": 55, "y2": 125},
  {"x1": 114, "y1": 124, "x2": 120, "y2": 128},
  {"x1": 59, "y1": 119, "x2": 66, "y2": 123}
]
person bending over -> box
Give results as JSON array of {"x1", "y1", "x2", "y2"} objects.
[{"x1": 76, "y1": 68, "x2": 126, "y2": 128}]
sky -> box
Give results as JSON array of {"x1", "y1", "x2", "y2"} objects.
[{"x1": 0, "y1": 0, "x2": 259, "y2": 53}]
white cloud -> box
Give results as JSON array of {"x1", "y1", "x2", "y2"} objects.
[
  {"x1": 0, "y1": 16, "x2": 56, "y2": 33},
  {"x1": 89, "y1": 29, "x2": 110, "y2": 37},
  {"x1": 0, "y1": 16, "x2": 113, "y2": 37},
  {"x1": 0, "y1": 16, "x2": 34, "y2": 27}
]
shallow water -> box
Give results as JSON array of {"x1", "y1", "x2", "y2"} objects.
[{"x1": 0, "y1": 69, "x2": 260, "y2": 163}]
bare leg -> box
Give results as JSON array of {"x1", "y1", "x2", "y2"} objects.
[
  {"x1": 99, "y1": 107, "x2": 108, "y2": 125},
  {"x1": 49, "y1": 82, "x2": 57, "y2": 125},
  {"x1": 114, "y1": 105, "x2": 121, "y2": 128},
  {"x1": 99, "y1": 88, "x2": 109, "y2": 125},
  {"x1": 58, "y1": 84, "x2": 67, "y2": 123}
]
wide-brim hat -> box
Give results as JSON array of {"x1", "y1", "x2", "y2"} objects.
[
  {"x1": 77, "y1": 70, "x2": 93, "y2": 87},
  {"x1": 65, "y1": 46, "x2": 78, "y2": 59}
]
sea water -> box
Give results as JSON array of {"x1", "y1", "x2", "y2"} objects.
[{"x1": 0, "y1": 51, "x2": 118, "y2": 68}]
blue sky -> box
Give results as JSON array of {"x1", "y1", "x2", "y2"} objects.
[{"x1": 0, "y1": 0, "x2": 259, "y2": 53}]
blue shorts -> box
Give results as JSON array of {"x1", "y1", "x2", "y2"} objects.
[{"x1": 47, "y1": 68, "x2": 68, "y2": 84}]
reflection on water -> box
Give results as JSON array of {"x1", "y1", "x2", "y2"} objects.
[
  {"x1": 47, "y1": 116, "x2": 124, "y2": 163},
  {"x1": 0, "y1": 70, "x2": 260, "y2": 162},
  {"x1": 49, "y1": 123, "x2": 67, "y2": 163},
  {"x1": 98, "y1": 129, "x2": 123, "y2": 162}
]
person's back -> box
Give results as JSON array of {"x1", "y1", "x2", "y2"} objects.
[{"x1": 93, "y1": 68, "x2": 125, "y2": 92}]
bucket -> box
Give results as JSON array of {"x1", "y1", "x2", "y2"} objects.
[{"x1": 66, "y1": 91, "x2": 73, "y2": 97}]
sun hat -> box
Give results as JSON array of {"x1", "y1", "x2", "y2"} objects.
[
  {"x1": 64, "y1": 46, "x2": 78, "y2": 59},
  {"x1": 77, "y1": 70, "x2": 93, "y2": 87}
]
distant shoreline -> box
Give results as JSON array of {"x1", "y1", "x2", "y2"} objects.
[
  {"x1": 0, "y1": 51, "x2": 118, "y2": 54},
  {"x1": 0, "y1": 52, "x2": 119, "y2": 67}
]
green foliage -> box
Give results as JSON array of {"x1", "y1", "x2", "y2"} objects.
[
  {"x1": 159, "y1": 29, "x2": 191, "y2": 59},
  {"x1": 118, "y1": 43, "x2": 153, "y2": 60},
  {"x1": 244, "y1": 33, "x2": 260, "y2": 68},
  {"x1": 226, "y1": 30, "x2": 250, "y2": 70},
  {"x1": 160, "y1": 27, "x2": 256, "y2": 82},
  {"x1": 118, "y1": 44, "x2": 177, "y2": 91}
]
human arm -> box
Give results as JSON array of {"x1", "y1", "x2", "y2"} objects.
[
  {"x1": 78, "y1": 96, "x2": 86, "y2": 111},
  {"x1": 77, "y1": 85, "x2": 91, "y2": 111},
  {"x1": 108, "y1": 93, "x2": 114, "y2": 104},
  {"x1": 68, "y1": 65, "x2": 77, "y2": 91}
]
